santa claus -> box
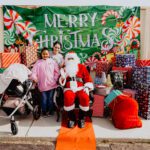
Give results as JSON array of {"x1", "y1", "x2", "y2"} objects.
[{"x1": 59, "y1": 51, "x2": 94, "y2": 128}]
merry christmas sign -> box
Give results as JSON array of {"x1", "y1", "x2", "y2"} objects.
[{"x1": 3, "y1": 5, "x2": 140, "y2": 62}]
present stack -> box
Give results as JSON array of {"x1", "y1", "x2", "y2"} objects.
[
  {"x1": 110, "y1": 54, "x2": 136, "y2": 89},
  {"x1": 0, "y1": 42, "x2": 38, "y2": 74},
  {"x1": 132, "y1": 65, "x2": 150, "y2": 119}
]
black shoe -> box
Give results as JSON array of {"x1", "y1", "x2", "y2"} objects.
[
  {"x1": 47, "y1": 110, "x2": 54, "y2": 116},
  {"x1": 78, "y1": 119, "x2": 85, "y2": 128},
  {"x1": 42, "y1": 111, "x2": 47, "y2": 118},
  {"x1": 68, "y1": 120, "x2": 75, "y2": 128}
]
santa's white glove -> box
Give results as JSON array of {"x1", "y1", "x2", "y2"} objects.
[{"x1": 83, "y1": 87, "x2": 89, "y2": 95}]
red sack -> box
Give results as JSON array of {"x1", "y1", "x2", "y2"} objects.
[{"x1": 109, "y1": 95, "x2": 142, "y2": 129}]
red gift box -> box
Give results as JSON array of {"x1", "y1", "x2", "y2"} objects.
[
  {"x1": 0, "y1": 52, "x2": 21, "y2": 68},
  {"x1": 92, "y1": 94, "x2": 104, "y2": 117},
  {"x1": 136, "y1": 59, "x2": 150, "y2": 67}
]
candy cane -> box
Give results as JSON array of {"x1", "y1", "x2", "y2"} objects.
[
  {"x1": 101, "y1": 10, "x2": 120, "y2": 25},
  {"x1": 92, "y1": 52, "x2": 101, "y2": 60}
]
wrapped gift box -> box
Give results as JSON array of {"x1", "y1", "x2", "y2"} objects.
[
  {"x1": 132, "y1": 66, "x2": 150, "y2": 84},
  {"x1": 95, "y1": 61, "x2": 110, "y2": 77},
  {"x1": 112, "y1": 66, "x2": 133, "y2": 87},
  {"x1": 136, "y1": 59, "x2": 150, "y2": 67},
  {"x1": 110, "y1": 70, "x2": 125, "y2": 90},
  {"x1": 95, "y1": 85, "x2": 112, "y2": 96},
  {"x1": 92, "y1": 95, "x2": 104, "y2": 117},
  {"x1": 135, "y1": 82, "x2": 150, "y2": 119},
  {"x1": 116, "y1": 54, "x2": 136, "y2": 67},
  {"x1": 0, "y1": 52, "x2": 21, "y2": 68},
  {"x1": 21, "y1": 45, "x2": 38, "y2": 67}
]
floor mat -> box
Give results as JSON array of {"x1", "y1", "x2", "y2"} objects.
[{"x1": 56, "y1": 117, "x2": 96, "y2": 150}]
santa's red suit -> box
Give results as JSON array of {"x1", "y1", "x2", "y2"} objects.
[{"x1": 59, "y1": 52, "x2": 94, "y2": 112}]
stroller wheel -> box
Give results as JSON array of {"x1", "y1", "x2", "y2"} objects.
[
  {"x1": 33, "y1": 105, "x2": 41, "y2": 120},
  {"x1": 11, "y1": 122, "x2": 18, "y2": 135}
]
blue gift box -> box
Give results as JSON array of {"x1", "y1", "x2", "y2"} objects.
[
  {"x1": 116, "y1": 54, "x2": 136, "y2": 67},
  {"x1": 132, "y1": 66, "x2": 150, "y2": 84}
]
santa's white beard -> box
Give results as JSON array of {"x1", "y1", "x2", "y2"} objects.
[{"x1": 65, "y1": 60, "x2": 79, "y2": 77}]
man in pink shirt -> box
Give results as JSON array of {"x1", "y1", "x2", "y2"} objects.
[{"x1": 30, "y1": 47, "x2": 60, "y2": 117}]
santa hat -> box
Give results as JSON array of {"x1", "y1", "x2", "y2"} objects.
[{"x1": 65, "y1": 51, "x2": 80, "y2": 64}]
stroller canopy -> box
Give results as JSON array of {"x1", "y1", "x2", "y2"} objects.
[{"x1": 0, "y1": 63, "x2": 31, "y2": 94}]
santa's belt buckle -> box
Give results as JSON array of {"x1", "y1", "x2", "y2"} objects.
[{"x1": 70, "y1": 81, "x2": 77, "y2": 90}]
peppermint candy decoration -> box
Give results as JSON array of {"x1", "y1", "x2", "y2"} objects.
[
  {"x1": 4, "y1": 9, "x2": 25, "y2": 33},
  {"x1": 130, "y1": 39, "x2": 140, "y2": 48},
  {"x1": 123, "y1": 16, "x2": 140, "y2": 39},
  {"x1": 118, "y1": 35, "x2": 130, "y2": 49},
  {"x1": 84, "y1": 56, "x2": 98, "y2": 70},
  {"x1": 4, "y1": 30, "x2": 16, "y2": 45},
  {"x1": 101, "y1": 38, "x2": 114, "y2": 51},
  {"x1": 22, "y1": 21, "x2": 37, "y2": 44},
  {"x1": 108, "y1": 27, "x2": 122, "y2": 44},
  {"x1": 101, "y1": 10, "x2": 120, "y2": 25}
]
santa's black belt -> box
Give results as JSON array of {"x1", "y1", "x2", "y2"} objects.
[{"x1": 67, "y1": 77, "x2": 83, "y2": 82}]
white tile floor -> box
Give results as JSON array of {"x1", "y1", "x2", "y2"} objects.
[{"x1": 0, "y1": 110, "x2": 150, "y2": 139}]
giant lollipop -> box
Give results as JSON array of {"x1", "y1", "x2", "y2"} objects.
[
  {"x1": 4, "y1": 30, "x2": 16, "y2": 46},
  {"x1": 4, "y1": 9, "x2": 25, "y2": 34},
  {"x1": 22, "y1": 21, "x2": 37, "y2": 44},
  {"x1": 123, "y1": 16, "x2": 140, "y2": 39}
]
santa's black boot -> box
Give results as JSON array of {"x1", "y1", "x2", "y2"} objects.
[
  {"x1": 67, "y1": 110, "x2": 76, "y2": 128},
  {"x1": 78, "y1": 109, "x2": 85, "y2": 128}
]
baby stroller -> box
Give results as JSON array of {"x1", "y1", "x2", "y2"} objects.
[
  {"x1": 0, "y1": 64, "x2": 41, "y2": 135},
  {"x1": 0, "y1": 78, "x2": 41, "y2": 135}
]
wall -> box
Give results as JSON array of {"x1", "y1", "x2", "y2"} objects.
[
  {"x1": 0, "y1": 6, "x2": 3, "y2": 52},
  {"x1": 0, "y1": 5, "x2": 150, "y2": 59}
]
